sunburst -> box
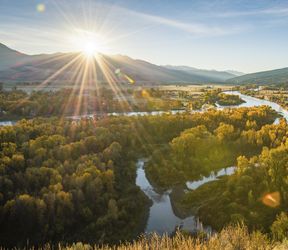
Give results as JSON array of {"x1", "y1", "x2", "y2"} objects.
[
  {"x1": 31, "y1": 2, "x2": 139, "y2": 117},
  {"x1": 71, "y1": 29, "x2": 108, "y2": 57}
]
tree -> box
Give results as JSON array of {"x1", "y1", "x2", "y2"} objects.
[
  {"x1": 236, "y1": 156, "x2": 250, "y2": 174},
  {"x1": 214, "y1": 123, "x2": 236, "y2": 142},
  {"x1": 103, "y1": 142, "x2": 122, "y2": 162},
  {"x1": 108, "y1": 199, "x2": 119, "y2": 220},
  {"x1": 271, "y1": 212, "x2": 288, "y2": 241}
]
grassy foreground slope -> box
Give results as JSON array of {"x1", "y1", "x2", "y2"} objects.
[{"x1": 8, "y1": 225, "x2": 288, "y2": 250}]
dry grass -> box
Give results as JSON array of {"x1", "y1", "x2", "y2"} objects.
[{"x1": 8, "y1": 225, "x2": 288, "y2": 250}]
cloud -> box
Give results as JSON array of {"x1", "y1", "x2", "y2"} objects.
[
  {"x1": 0, "y1": 1, "x2": 249, "y2": 54},
  {"x1": 215, "y1": 7, "x2": 288, "y2": 18},
  {"x1": 116, "y1": 6, "x2": 245, "y2": 37}
]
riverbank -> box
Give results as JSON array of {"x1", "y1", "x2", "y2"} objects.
[
  {"x1": 168, "y1": 171, "x2": 235, "y2": 222},
  {"x1": 241, "y1": 88, "x2": 288, "y2": 111},
  {"x1": 0, "y1": 109, "x2": 187, "y2": 126},
  {"x1": 136, "y1": 159, "x2": 213, "y2": 235},
  {"x1": 169, "y1": 185, "x2": 196, "y2": 219},
  {"x1": 222, "y1": 91, "x2": 288, "y2": 120},
  {"x1": 2, "y1": 90, "x2": 285, "y2": 126}
]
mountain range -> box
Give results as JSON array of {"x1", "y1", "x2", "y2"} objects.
[
  {"x1": 1, "y1": 43, "x2": 287, "y2": 85},
  {"x1": 0, "y1": 43, "x2": 242, "y2": 84},
  {"x1": 164, "y1": 65, "x2": 242, "y2": 82}
]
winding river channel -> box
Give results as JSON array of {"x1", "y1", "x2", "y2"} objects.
[
  {"x1": 136, "y1": 159, "x2": 212, "y2": 235},
  {"x1": 135, "y1": 91, "x2": 288, "y2": 235},
  {"x1": 1, "y1": 91, "x2": 288, "y2": 235}
]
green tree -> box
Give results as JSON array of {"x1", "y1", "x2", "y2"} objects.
[{"x1": 271, "y1": 212, "x2": 288, "y2": 241}]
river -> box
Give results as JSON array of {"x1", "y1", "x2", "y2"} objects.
[
  {"x1": 0, "y1": 121, "x2": 16, "y2": 126},
  {"x1": 219, "y1": 91, "x2": 288, "y2": 121},
  {"x1": 0, "y1": 110, "x2": 186, "y2": 126},
  {"x1": 2, "y1": 91, "x2": 288, "y2": 126},
  {"x1": 67, "y1": 109, "x2": 186, "y2": 120},
  {"x1": 136, "y1": 159, "x2": 213, "y2": 235},
  {"x1": 134, "y1": 91, "x2": 288, "y2": 235}
]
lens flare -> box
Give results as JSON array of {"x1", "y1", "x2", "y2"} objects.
[
  {"x1": 36, "y1": 4, "x2": 46, "y2": 12},
  {"x1": 115, "y1": 68, "x2": 135, "y2": 84},
  {"x1": 262, "y1": 192, "x2": 280, "y2": 208}
]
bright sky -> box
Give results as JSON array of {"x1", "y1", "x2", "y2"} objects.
[{"x1": 1, "y1": 0, "x2": 288, "y2": 73}]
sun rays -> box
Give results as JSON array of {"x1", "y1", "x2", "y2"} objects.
[
  {"x1": 25, "y1": 39, "x2": 136, "y2": 118},
  {"x1": 14, "y1": 0, "x2": 142, "y2": 118},
  {"x1": 70, "y1": 29, "x2": 109, "y2": 57}
]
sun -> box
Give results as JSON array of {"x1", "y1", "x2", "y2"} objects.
[
  {"x1": 82, "y1": 41, "x2": 99, "y2": 57},
  {"x1": 70, "y1": 29, "x2": 108, "y2": 57}
]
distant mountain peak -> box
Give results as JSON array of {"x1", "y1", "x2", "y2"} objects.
[
  {"x1": 0, "y1": 43, "x2": 29, "y2": 70},
  {"x1": 225, "y1": 70, "x2": 245, "y2": 76},
  {"x1": 0, "y1": 42, "x2": 26, "y2": 55},
  {"x1": 0, "y1": 43, "x2": 8, "y2": 48},
  {"x1": 0, "y1": 42, "x2": 13, "y2": 50}
]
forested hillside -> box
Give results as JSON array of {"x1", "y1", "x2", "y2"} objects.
[{"x1": 228, "y1": 67, "x2": 288, "y2": 85}]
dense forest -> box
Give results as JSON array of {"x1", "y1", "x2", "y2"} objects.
[
  {"x1": 2, "y1": 103, "x2": 287, "y2": 247},
  {"x1": 146, "y1": 105, "x2": 276, "y2": 187},
  {"x1": 0, "y1": 88, "x2": 182, "y2": 120},
  {"x1": 4, "y1": 89, "x2": 288, "y2": 249},
  {"x1": 0, "y1": 117, "x2": 152, "y2": 247},
  {"x1": 182, "y1": 118, "x2": 288, "y2": 233}
]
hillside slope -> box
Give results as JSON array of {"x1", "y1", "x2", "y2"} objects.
[
  {"x1": 0, "y1": 43, "x2": 29, "y2": 70},
  {"x1": 9, "y1": 225, "x2": 287, "y2": 250},
  {"x1": 228, "y1": 67, "x2": 288, "y2": 85}
]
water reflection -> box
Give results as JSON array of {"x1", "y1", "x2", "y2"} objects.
[
  {"x1": 69, "y1": 110, "x2": 186, "y2": 120},
  {"x1": 186, "y1": 166, "x2": 235, "y2": 190},
  {"x1": 0, "y1": 121, "x2": 15, "y2": 126},
  {"x1": 136, "y1": 159, "x2": 212, "y2": 235}
]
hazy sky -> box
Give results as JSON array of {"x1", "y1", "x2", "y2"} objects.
[{"x1": 1, "y1": 0, "x2": 288, "y2": 73}]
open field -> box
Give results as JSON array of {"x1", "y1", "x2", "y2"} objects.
[{"x1": 158, "y1": 84, "x2": 234, "y2": 92}]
